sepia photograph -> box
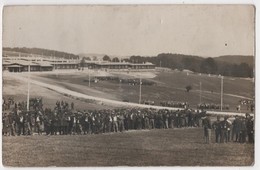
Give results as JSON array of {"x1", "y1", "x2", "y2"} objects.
[{"x1": 2, "y1": 5, "x2": 255, "y2": 167}]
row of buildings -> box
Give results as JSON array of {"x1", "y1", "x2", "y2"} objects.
[{"x1": 2, "y1": 53, "x2": 155, "y2": 72}]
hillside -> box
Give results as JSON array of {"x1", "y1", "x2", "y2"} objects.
[
  {"x1": 3, "y1": 47, "x2": 80, "y2": 60},
  {"x1": 214, "y1": 55, "x2": 254, "y2": 66},
  {"x1": 3, "y1": 47, "x2": 254, "y2": 78}
]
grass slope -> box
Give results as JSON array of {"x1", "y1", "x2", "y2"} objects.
[
  {"x1": 36, "y1": 71, "x2": 254, "y2": 111},
  {"x1": 2, "y1": 128, "x2": 254, "y2": 167}
]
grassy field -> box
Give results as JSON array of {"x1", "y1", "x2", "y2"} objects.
[
  {"x1": 35, "y1": 70, "x2": 254, "y2": 111},
  {"x1": 2, "y1": 128, "x2": 254, "y2": 167},
  {"x1": 2, "y1": 71, "x2": 254, "y2": 167},
  {"x1": 2, "y1": 74, "x2": 114, "y2": 110}
]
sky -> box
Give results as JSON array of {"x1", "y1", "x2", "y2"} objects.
[{"x1": 3, "y1": 5, "x2": 255, "y2": 57}]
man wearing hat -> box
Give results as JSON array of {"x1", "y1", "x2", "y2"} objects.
[
  {"x1": 220, "y1": 116, "x2": 231, "y2": 143},
  {"x1": 202, "y1": 114, "x2": 212, "y2": 144},
  {"x1": 212, "y1": 116, "x2": 222, "y2": 143},
  {"x1": 232, "y1": 115, "x2": 241, "y2": 142}
]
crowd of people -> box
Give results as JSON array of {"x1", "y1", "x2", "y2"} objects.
[
  {"x1": 2, "y1": 97, "x2": 254, "y2": 145},
  {"x1": 2, "y1": 98, "x2": 207, "y2": 136},
  {"x1": 202, "y1": 113, "x2": 254, "y2": 144},
  {"x1": 197, "y1": 103, "x2": 230, "y2": 110},
  {"x1": 160, "y1": 101, "x2": 189, "y2": 108}
]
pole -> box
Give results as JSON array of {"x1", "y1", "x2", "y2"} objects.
[
  {"x1": 160, "y1": 60, "x2": 162, "y2": 67},
  {"x1": 199, "y1": 81, "x2": 202, "y2": 104},
  {"x1": 139, "y1": 77, "x2": 142, "y2": 104},
  {"x1": 88, "y1": 69, "x2": 90, "y2": 87},
  {"x1": 27, "y1": 62, "x2": 31, "y2": 111},
  {"x1": 221, "y1": 76, "x2": 223, "y2": 111}
]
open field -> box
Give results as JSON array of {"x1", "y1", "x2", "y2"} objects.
[
  {"x1": 3, "y1": 70, "x2": 254, "y2": 112},
  {"x1": 19, "y1": 70, "x2": 254, "y2": 112},
  {"x1": 2, "y1": 72, "x2": 114, "y2": 110},
  {"x1": 2, "y1": 128, "x2": 254, "y2": 167},
  {"x1": 2, "y1": 70, "x2": 254, "y2": 167}
]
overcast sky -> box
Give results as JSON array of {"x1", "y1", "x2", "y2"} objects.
[{"x1": 3, "y1": 5, "x2": 255, "y2": 57}]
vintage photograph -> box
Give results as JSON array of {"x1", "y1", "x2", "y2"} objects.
[{"x1": 2, "y1": 5, "x2": 255, "y2": 166}]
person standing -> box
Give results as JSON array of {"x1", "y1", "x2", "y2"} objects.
[
  {"x1": 212, "y1": 116, "x2": 222, "y2": 143},
  {"x1": 202, "y1": 115, "x2": 212, "y2": 144},
  {"x1": 239, "y1": 117, "x2": 247, "y2": 143},
  {"x1": 232, "y1": 116, "x2": 241, "y2": 142},
  {"x1": 220, "y1": 116, "x2": 232, "y2": 143},
  {"x1": 35, "y1": 113, "x2": 43, "y2": 135},
  {"x1": 246, "y1": 116, "x2": 254, "y2": 143},
  {"x1": 118, "y1": 113, "x2": 125, "y2": 132},
  {"x1": 112, "y1": 113, "x2": 118, "y2": 132}
]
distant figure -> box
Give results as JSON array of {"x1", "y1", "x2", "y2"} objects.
[
  {"x1": 71, "y1": 102, "x2": 74, "y2": 110},
  {"x1": 236, "y1": 105, "x2": 241, "y2": 112}
]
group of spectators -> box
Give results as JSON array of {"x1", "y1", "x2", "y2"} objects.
[
  {"x1": 197, "y1": 103, "x2": 230, "y2": 110},
  {"x1": 3, "y1": 98, "x2": 207, "y2": 136},
  {"x1": 86, "y1": 76, "x2": 155, "y2": 86},
  {"x1": 2, "y1": 97, "x2": 254, "y2": 145},
  {"x1": 160, "y1": 101, "x2": 189, "y2": 109},
  {"x1": 202, "y1": 113, "x2": 254, "y2": 144},
  {"x1": 239, "y1": 99, "x2": 255, "y2": 112},
  {"x1": 2, "y1": 97, "x2": 15, "y2": 111}
]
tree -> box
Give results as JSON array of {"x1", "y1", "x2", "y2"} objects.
[
  {"x1": 80, "y1": 58, "x2": 85, "y2": 67},
  {"x1": 92, "y1": 56, "x2": 98, "y2": 61},
  {"x1": 103, "y1": 55, "x2": 111, "y2": 61},
  {"x1": 185, "y1": 85, "x2": 192, "y2": 92},
  {"x1": 112, "y1": 57, "x2": 120, "y2": 62},
  {"x1": 200, "y1": 57, "x2": 218, "y2": 74},
  {"x1": 84, "y1": 56, "x2": 91, "y2": 61}
]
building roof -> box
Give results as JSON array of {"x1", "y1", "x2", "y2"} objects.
[
  {"x1": 95, "y1": 62, "x2": 155, "y2": 66},
  {"x1": 7, "y1": 64, "x2": 23, "y2": 68},
  {"x1": 95, "y1": 62, "x2": 130, "y2": 66},
  {"x1": 7, "y1": 60, "x2": 40, "y2": 66},
  {"x1": 34, "y1": 62, "x2": 53, "y2": 67},
  {"x1": 50, "y1": 62, "x2": 78, "y2": 65},
  {"x1": 130, "y1": 62, "x2": 155, "y2": 66}
]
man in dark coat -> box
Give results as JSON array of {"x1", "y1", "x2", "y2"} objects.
[
  {"x1": 220, "y1": 116, "x2": 231, "y2": 143},
  {"x1": 212, "y1": 116, "x2": 222, "y2": 143},
  {"x1": 246, "y1": 116, "x2": 254, "y2": 143},
  {"x1": 239, "y1": 117, "x2": 247, "y2": 143},
  {"x1": 232, "y1": 115, "x2": 241, "y2": 142},
  {"x1": 202, "y1": 115, "x2": 212, "y2": 144}
]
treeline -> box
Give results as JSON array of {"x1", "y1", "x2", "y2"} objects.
[
  {"x1": 123, "y1": 53, "x2": 253, "y2": 78},
  {"x1": 4, "y1": 47, "x2": 253, "y2": 78},
  {"x1": 3, "y1": 47, "x2": 80, "y2": 60}
]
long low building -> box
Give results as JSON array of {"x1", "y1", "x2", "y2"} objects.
[
  {"x1": 84, "y1": 61, "x2": 155, "y2": 70},
  {"x1": 3, "y1": 57, "x2": 155, "y2": 72},
  {"x1": 3, "y1": 60, "x2": 53, "y2": 72}
]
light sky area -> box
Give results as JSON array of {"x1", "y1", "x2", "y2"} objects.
[{"x1": 3, "y1": 5, "x2": 255, "y2": 57}]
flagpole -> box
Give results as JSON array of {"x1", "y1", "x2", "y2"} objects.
[
  {"x1": 199, "y1": 81, "x2": 202, "y2": 104},
  {"x1": 139, "y1": 76, "x2": 142, "y2": 104},
  {"x1": 27, "y1": 61, "x2": 31, "y2": 111},
  {"x1": 220, "y1": 76, "x2": 223, "y2": 111},
  {"x1": 88, "y1": 68, "x2": 91, "y2": 87}
]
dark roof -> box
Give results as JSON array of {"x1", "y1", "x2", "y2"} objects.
[{"x1": 7, "y1": 64, "x2": 23, "y2": 68}]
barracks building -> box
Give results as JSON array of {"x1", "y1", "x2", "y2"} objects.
[{"x1": 3, "y1": 55, "x2": 155, "y2": 72}]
